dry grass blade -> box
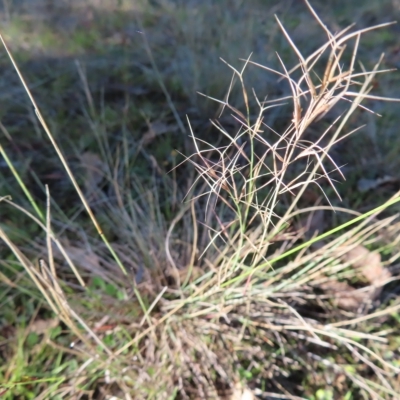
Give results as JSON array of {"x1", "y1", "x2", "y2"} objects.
[
  {"x1": 0, "y1": 33, "x2": 127, "y2": 277},
  {"x1": 274, "y1": 14, "x2": 316, "y2": 98},
  {"x1": 2, "y1": 198, "x2": 85, "y2": 286}
]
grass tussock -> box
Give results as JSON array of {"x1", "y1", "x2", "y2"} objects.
[{"x1": 1, "y1": 1, "x2": 400, "y2": 399}]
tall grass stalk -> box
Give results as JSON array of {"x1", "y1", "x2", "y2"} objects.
[{"x1": 0, "y1": 33, "x2": 127, "y2": 278}]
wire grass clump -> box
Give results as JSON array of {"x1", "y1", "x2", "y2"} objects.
[{"x1": 1, "y1": 1, "x2": 400, "y2": 399}]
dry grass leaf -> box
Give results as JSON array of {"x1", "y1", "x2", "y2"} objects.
[
  {"x1": 342, "y1": 245, "x2": 391, "y2": 286},
  {"x1": 320, "y1": 280, "x2": 373, "y2": 311},
  {"x1": 321, "y1": 245, "x2": 391, "y2": 311},
  {"x1": 0, "y1": 269, "x2": 17, "y2": 287},
  {"x1": 29, "y1": 317, "x2": 59, "y2": 335}
]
